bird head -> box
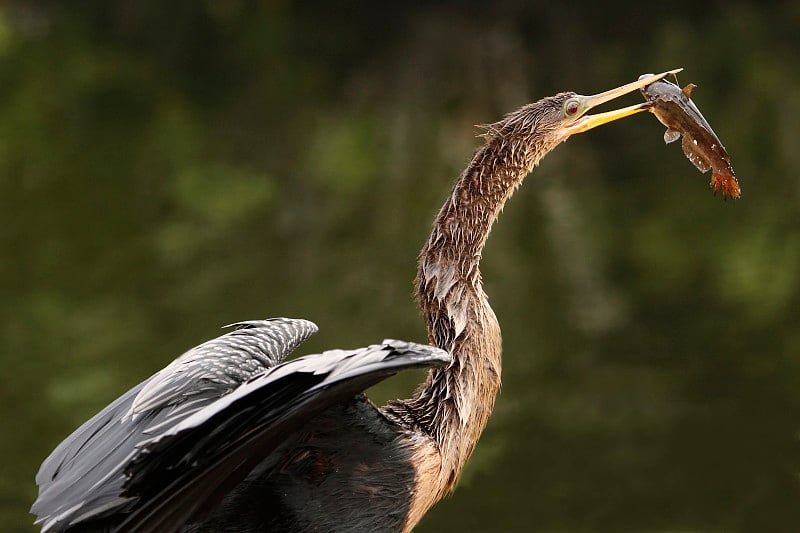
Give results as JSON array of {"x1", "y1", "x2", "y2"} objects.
[
  {"x1": 488, "y1": 69, "x2": 683, "y2": 153},
  {"x1": 556, "y1": 68, "x2": 683, "y2": 137}
]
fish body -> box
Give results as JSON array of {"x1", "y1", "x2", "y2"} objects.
[{"x1": 640, "y1": 75, "x2": 740, "y2": 199}]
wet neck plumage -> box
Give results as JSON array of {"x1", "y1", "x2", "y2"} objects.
[{"x1": 410, "y1": 106, "x2": 557, "y2": 491}]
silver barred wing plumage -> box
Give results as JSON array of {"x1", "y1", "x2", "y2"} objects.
[{"x1": 32, "y1": 318, "x2": 318, "y2": 532}]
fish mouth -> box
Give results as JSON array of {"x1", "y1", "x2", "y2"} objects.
[{"x1": 564, "y1": 68, "x2": 683, "y2": 134}]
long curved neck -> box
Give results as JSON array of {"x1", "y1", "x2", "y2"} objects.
[{"x1": 400, "y1": 103, "x2": 563, "y2": 496}]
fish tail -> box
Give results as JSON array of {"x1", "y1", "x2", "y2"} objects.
[{"x1": 710, "y1": 173, "x2": 741, "y2": 200}]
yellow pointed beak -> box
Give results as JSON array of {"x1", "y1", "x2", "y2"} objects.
[{"x1": 564, "y1": 68, "x2": 683, "y2": 134}]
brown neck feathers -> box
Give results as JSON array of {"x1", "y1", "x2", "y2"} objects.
[{"x1": 398, "y1": 101, "x2": 565, "y2": 498}]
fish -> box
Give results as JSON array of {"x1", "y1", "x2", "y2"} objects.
[{"x1": 639, "y1": 75, "x2": 740, "y2": 199}]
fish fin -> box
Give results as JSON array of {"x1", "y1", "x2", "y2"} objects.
[
  {"x1": 681, "y1": 135, "x2": 712, "y2": 173},
  {"x1": 710, "y1": 173, "x2": 741, "y2": 199},
  {"x1": 682, "y1": 83, "x2": 697, "y2": 98},
  {"x1": 663, "y1": 129, "x2": 681, "y2": 144}
]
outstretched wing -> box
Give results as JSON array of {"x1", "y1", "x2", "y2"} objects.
[
  {"x1": 118, "y1": 340, "x2": 450, "y2": 533},
  {"x1": 130, "y1": 318, "x2": 318, "y2": 421},
  {"x1": 32, "y1": 317, "x2": 318, "y2": 532}
]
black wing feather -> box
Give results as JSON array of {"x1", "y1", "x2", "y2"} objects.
[
  {"x1": 32, "y1": 318, "x2": 318, "y2": 532},
  {"x1": 118, "y1": 340, "x2": 450, "y2": 533}
]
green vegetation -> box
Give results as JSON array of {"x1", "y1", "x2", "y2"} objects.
[{"x1": 2, "y1": 2, "x2": 798, "y2": 531}]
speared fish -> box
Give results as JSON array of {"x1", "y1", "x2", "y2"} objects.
[{"x1": 640, "y1": 74, "x2": 741, "y2": 199}]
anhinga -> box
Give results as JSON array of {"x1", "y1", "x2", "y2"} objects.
[{"x1": 32, "y1": 69, "x2": 679, "y2": 532}]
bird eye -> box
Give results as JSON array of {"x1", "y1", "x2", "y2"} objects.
[{"x1": 565, "y1": 99, "x2": 580, "y2": 117}]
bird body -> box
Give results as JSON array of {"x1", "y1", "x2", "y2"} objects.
[
  {"x1": 32, "y1": 70, "x2": 680, "y2": 532},
  {"x1": 187, "y1": 396, "x2": 418, "y2": 532}
]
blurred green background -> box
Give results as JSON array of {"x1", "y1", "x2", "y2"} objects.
[{"x1": 2, "y1": 1, "x2": 799, "y2": 531}]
